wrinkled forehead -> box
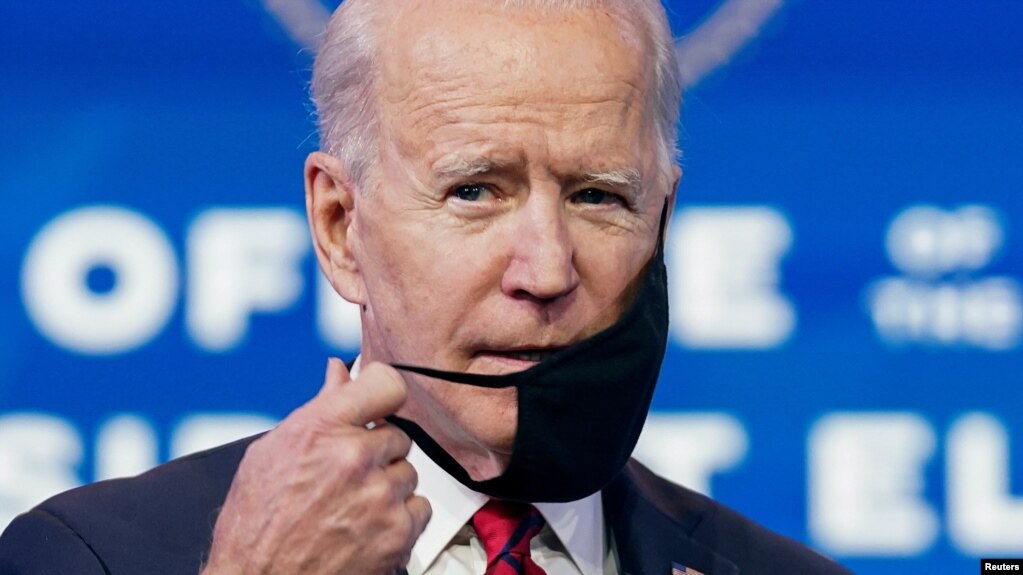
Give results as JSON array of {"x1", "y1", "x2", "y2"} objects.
[
  {"x1": 379, "y1": 0, "x2": 649, "y2": 59},
  {"x1": 375, "y1": 0, "x2": 655, "y2": 125}
]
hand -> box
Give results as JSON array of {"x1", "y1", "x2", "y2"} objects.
[{"x1": 202, "y1": 359, "x2": 432, "y2": 575}]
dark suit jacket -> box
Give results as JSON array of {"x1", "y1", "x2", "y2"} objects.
[{"x1": 0, "y1": 434, "x2": 851, "y2": 574}]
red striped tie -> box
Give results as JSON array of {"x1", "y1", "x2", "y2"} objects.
[{"x1": 471, "y1": 500, "x2": 548, "y2": 575}]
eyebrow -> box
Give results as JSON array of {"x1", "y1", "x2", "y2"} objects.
[
  {"x1": 581, "y1": 167, "x2": 642, "y2": 191},
  {"x1": 432, "y1": 156, "x2": 644, "y2": 195},
  {"x1": 432, "y1": 156, "x2": 513, "y2": 179}
]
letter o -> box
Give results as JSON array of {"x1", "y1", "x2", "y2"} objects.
[
  {"x1": 886, "y1": 205, "x2": 946, "y2": 276},
  {"x1": 21, "y1": 206, "x2": 179, "y2": 354}
]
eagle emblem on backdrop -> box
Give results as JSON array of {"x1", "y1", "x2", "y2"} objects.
[{"x1": 258, "y1": 0, "x2": 785, "y2": 89}]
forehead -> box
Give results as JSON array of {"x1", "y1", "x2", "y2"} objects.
[
  {"x1": 375, "y1": 0, "x2": 655, "y2": 167},
  {"x1": 379, "y1": 1, "x2": 647, "y2": 83}
]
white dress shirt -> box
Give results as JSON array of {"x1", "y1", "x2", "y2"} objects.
[
  {"x1": 407, "y1": 442, "x2": 617, "y2": 575},
  {"x1": 351, "y1": 357, "x2": 617, "y2": 574}
]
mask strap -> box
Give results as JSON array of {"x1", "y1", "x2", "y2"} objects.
[
  {"x1": 655, "y1": 197, "x2": 669, "y2": 254},
  {"x1": 392, "y1": 363, "x2": 514, "y2": 388}
]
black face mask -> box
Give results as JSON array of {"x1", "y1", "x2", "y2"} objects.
[{"x1": 387, "y1": 204, "x2": 669, "y2": 503}]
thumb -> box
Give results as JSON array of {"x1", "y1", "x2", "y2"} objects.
[{"x1": 319, "y1": 357, "x2": 352, "y2": 393}]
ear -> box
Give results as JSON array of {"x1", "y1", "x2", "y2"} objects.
[{"x1": 305, "y1": 151, "x2": 367, "y2": 306}]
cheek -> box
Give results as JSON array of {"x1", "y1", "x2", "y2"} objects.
[
  {"x1": 577, "y1": 236, "x2": 647, "y2": 295},
  {"x1": 358, "y1": 218, "x2": 499, "y2": 338},
  {"x1": 365, "y1": 240, "x2": 434, "y2": 319},
  {"x1": 575, "y1": 235, "x2": 656, "y2": 331}
]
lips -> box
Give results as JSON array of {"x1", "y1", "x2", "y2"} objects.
[{"x1": 475, "y1": 348, "x2": 564, "y2": 364}]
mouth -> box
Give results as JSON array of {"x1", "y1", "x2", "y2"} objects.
[{"x1": 473, "y1": 347, "x2": 565, "y2": 368}]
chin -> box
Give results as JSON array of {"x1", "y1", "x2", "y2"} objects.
[
  {"x1": 435, "y1": 405, "x2": 515, "y2": 482},
  {"x1": 462, "y1": 450, "x2": 512, "y2": 481},
  {"x1": 456, "y1": 388, "x2": 518, "y2": 457},
  {"x1": 405, "y1": 360, "x2": 520, "y2": 473},
  {"x1": 469, "y1": 389, "x2": 518, "y2": 436}
]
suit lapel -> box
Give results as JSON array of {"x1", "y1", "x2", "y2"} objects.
[{"x1": 603, "y1": 462, "x2": 739, "y2": 575}]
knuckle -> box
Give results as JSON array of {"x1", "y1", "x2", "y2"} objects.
[
  {"x1": 365, "y1": 477, "x2": 397, "y2": 507},
  {"x1": 408, "y1": 496, "x2": 432, "y2": 533},
  {"x1": 394, "y1": 520, "x2": 417, "y2": 543},
  {"x1": 332, "y1": 401, "x2": 362, "y2": 426},
  {"x1": 335, "y1": 440, "x2": 374, "y2": 471},
  {"x1": 390, "y1": 509, "x2": 417, "y2": 545},
  {"x1": 403, "y1": 461, "x2": 419, "y2": 489},
  {"x1": 421, "y1": 497, "x2": 434, "y2": 523},
  {"x1": 386, "y1": 426, "x2": 413, "y2": 455},
  {"x1": 387, "y1": 463, "x2": 416, "y2": 499}
]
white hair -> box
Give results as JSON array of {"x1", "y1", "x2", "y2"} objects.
[{"x1": 311, "y1": 0, "x2": 682, "y2": 190}]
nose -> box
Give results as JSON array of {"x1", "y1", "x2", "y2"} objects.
[{"x1": 500, "y1": 197, "x2": 580, "y2": 303}]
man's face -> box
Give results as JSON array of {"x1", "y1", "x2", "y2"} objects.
[{"x1": 318, "y1": 1, "x2": 675, "y2": 479}]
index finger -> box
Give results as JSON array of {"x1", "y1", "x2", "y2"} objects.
[{"x1": 318, "y1": 361, "x2": 408, "y2": 426}]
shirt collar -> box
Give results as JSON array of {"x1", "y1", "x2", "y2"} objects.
[
  {"x1": 351, "y1": 355, "x2": 605, "y2": 575},
  {"x1": 405, "y1": 442, "x2": 486, "y2": 574},
  {"x1": 534, "y1": 494, "x2": 606, "y2": 575},
  {"x1": 407, "y1": 441, "x2": 606, "y2": 575}
]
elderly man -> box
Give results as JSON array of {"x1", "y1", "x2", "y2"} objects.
[{"x1": 0, "y1": 1, "x2": 850, "y2": 574}]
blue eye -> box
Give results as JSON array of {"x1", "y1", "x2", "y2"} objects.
[
  {"x1": 453, "y1": 184, "x2": 486, "y2": 201},
  {"x1": 574, "y1": 188, "x2": 618, "y2": 205}
]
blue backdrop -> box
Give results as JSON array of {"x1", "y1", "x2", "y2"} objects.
[{"x1": 3, "y1": 2, "x2": 1022, "y2": 573}]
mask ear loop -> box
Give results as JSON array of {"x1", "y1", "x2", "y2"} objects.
[
  {"x1": 391, "y1": 363, "x2": 515, "y2": 387},
  {"x1": 656, "y1": 197, "x2": 669, "y2": 254}
]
